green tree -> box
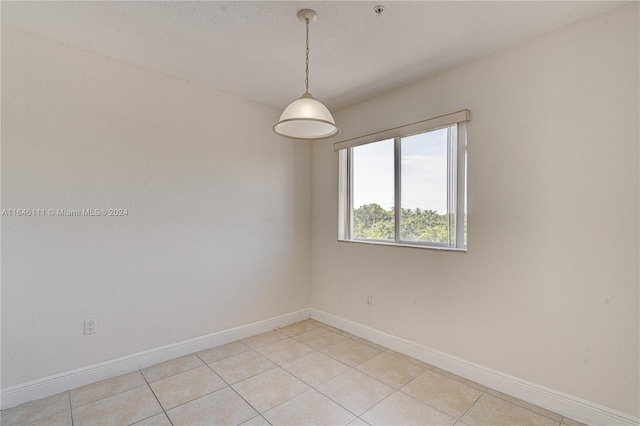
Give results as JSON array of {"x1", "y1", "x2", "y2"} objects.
[
  {"x1": 353, "y1": 204, "x2": 455, "y2": 243},
  {"x1": 353, "y1": 203, "x2": 393, "y2": 239}
]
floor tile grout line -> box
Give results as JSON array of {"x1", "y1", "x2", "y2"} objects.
[
  {"x1": 398, "y1": 388, "x2": 460, "y2": 423},
  {"x1": 298, "y1": 339, "x2": 374, "y2": 367},
  {"x1": 237, "y1": 365, "x2": 313, "y2": 416},
  {"x1": 485, "y1": 389, "x2": 565, "y2": 423},
  {"x1": 208, "y1": 353, "x2": 280, "y2": 386},
  {"x1": 274, "y1": 323, "x2": 478, "y2": 424},
  {"x1": 349, "y1": 356, "x2": 426, "y2": 392},
  {"x1": 140, "y1": 368, "x2": 174, "y2": 426},
  {"x1": 148, "y1": 375, "x2": 257, "y2": 424},
  {"x1": 281, "y1": 336, "x2": 357, "y2": 370},
  {"x1": 140, "y1": 356, "x2": 207, "y2": 385},
  {"x1": 247, "y1": 342, "x2": 305, "y2": 368},
  {"x1": 245, "y1": 414, "x2": 273, "y2": 426},
  {"x1": 280, "y1": 357, "x2": 349, "y2": 389},
  {"x1": 268, "y1": 333, "x2": 435, "y2": 419},
  {"x1": 254, "y1": 374, "x2": 361, "y2": 425},
  {"x1": 201, "y1": 356, "x2": 272, "y2": 425},
  {"x1": 307, "y1": 342, "x2": 435, "y2": 422},
  {"x1": 193, "y1": 342, "x2": 252, "y2": 366},
  {"x1": 455, "y1": 387, "x2": 486, "y2": 423},
  {"x1": 215, "y1": 340, "x2": 358, "y2": 423},
  {"x1": 309, "y1": 371, "x2": 377, "y2": 420},
  {"x1": 421, "y1": 367, "x2": 488, "y2": 393},
  {"x1": 69, "y1": 379, "x2": 149, "y2": 411},
  {"x1": 68, "y1": 390, "x2": 74, "y2": 426},
  {"x1": 357, "y1": 388, "x2": 399, "y2": 421},
  {"x1": 400, "y1": 367, "x2": 488, "y2": 422},
  {"x1": 1, "y1": 393, "x2": 74, "y2": 426},
  {"x1": 307, "y1": 326, "x2": 508, "y2": 422}
]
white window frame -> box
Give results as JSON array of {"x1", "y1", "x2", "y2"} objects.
[{"x1": 336, "y1": 110, "x2": 469, "y2": 251}]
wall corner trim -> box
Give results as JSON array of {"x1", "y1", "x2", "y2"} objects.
[
  {"x1": 0, "y1": 309, "x2": 311, "y2": 410},
  {"x1": 309, "y1": 309, "x2": 640, "y2": 426}
]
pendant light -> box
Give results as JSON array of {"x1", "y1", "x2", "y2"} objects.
[{"x1": 274, "y1": 9, "x2": 340, "y2": 140}]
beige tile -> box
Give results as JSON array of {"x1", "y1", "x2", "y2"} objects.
[
  {"x1": 349, "y1": 336, "x2": 388, "y2": 352},
  {"x1": 211, "y1": 350, "x2": 276, "y2": 384},
  {"x1": 316, "y1": 369, "x2": 394, "y2": 416},
  {"x1": 294, "y1": 327, "x2": 348, "y2": 350},
  {"x1": 150, "y1": 365, "x2": 227, "y2": 410},
  {"x1": 233, "y1": 367, "x2": 309, "y2": 413},
  {"x1": 461, "y1": 394, "x2": 559, "y2": 426},
  {"x1": 561, "y1": 417, "x2": 588, "y2": 426},
  {"x1": 283, "y1": 351, "x2": 350, "y2": 387},
  {"x1": 0, "y1": 392, "x2": 70, "y2": 426},
  {"x1": 424, "y1": 364, "x2": 487, "y2": 392},
  {"x1": 131, "y1": 413, "x2": 172, "y2": 426},
  {"x1": 70, "y1": 371, "x2": 147, "y2": 408},
  {"x1": 141, "y1": 354, "x2": 204, "y2": 383},
  {"x1": 263, "y1": 389, "x2": 356, "y2": 426},
  {"x1": 322, "y1": 325, "x2": 353, "y2": 337},
  {"x1": 167, "y1": 387, "x2": 257, "y2": 426},
  {"x1": 256, "y1": 337, "x2": 315, "y2": 365},
  {"x1": 240, "y1": 415, "x2": 271, "y2": 425},
  {"x1": 401, "y1": 370, "x2": 483, "y2": 418},
  {"x1": 278, "y1": 320, "x2": 319, "y2": 336},
  {"x1": 356, "y1": 352, "x2": 427, "y2": 389},
  {"x1": 486, "y1": 388, "x2": 563, "y2": 422},
  {"x1": 242, "y1": 330, "x2": 287, "y2": 349},
  {"x1": 72, "y1": 385, "x2": 162, "y2": 426},
  {"x1": 26, "y1": 410, "x2": 72, "y2": 426},
  {"x1": 323, "y1": 339, "x2": 383, "y2": 367},
  {"x1": 307, "y1": 319, "x2": 325, "y2": 326},
  {"x1": 197, "y1": 341, "x2": 251, "y2": 364},
  {"x1": 361, "y1": 391, "x2": 455, "y2": 426},
  {"x1": 386, "y1": 349, "x2": 430, "y2": 369}
]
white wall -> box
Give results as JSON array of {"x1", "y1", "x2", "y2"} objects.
[
  {"x1": 1, "y1": 26, "x2": 311, "y2": 388},
  {"x1": 311, "y1": 4, "x2": 639, "y2": 417}
]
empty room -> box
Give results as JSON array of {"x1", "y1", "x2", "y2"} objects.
[{"x1": 1, "y1": 1, "x2": 638, "y2": 425}]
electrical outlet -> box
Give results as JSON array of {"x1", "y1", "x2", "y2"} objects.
[
  {"x1": 84, "y1": 318, "x2": 97, "y2": 335},
  {"x1": 366, "y1": 292, "x2": 373, "y2": 305}
]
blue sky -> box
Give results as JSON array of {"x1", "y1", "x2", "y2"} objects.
[{"x1": 352, "y1": 128, "x2": 448, "y2": 213}]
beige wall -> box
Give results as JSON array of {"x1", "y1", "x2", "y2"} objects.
[
  {"x1": 2, "y1": 3, "x2": 639, "y2": 419},
  {"x1": 311, "y1": 4, "x2": 639, "y2": 417},
  {"x1": 1, "y1": 26, "x2": 311, "y2": 387}
]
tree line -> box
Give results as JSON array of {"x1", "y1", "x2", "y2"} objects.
[{"x1": 353, "y1": 203, "x2": 454, "y2": 243}]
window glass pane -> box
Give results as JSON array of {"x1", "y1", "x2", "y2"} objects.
[
  {"x1": 400, "y1": 128, "x2": 449, "y2": 243},
  {"x1": 352, "y1": 139, "x2": 395, "y2": 240}
]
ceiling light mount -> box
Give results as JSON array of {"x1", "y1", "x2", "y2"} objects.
[
  {"x1": 373, "y1": 5, "x2": 385, "y2": 16},
  {"x1": 297, "y1": 9, "x2": 317, "y2": 24},
  {"x1": 274, "y1": 9, "x2": 339, "y2": 140}
]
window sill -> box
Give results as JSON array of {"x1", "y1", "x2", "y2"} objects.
[{"x1": 338, "y1": 238, "x2": 467, "y2": 252}]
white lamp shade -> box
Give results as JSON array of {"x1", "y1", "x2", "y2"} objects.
[{"x1": 274, "y1": 94, "x2": 340, "y2": 140}]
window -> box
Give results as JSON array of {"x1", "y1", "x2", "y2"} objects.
[{"x1": 337, "y1": 110, "x2": 468, "y2": 250}]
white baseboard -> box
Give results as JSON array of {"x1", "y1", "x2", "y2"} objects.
[
  {"x1": 309, "y1": 309, "x2": 639, "y2": 426},
  {"x1": 0, "y1": 309, "x2": 310, "y2": 410},
  {"x1": 3, "y1": 308, "x2": 638, "y2": 426}
]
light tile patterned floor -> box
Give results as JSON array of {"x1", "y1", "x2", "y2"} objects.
[{"x1": 1, "y1": 320, "x2": 588, "y2": 426}]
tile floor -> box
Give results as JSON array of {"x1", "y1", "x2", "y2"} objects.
[{"x1": 1, "y1": 320, "x2": 588, "y2": 426}]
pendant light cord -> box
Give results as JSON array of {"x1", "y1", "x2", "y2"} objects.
[{"x1": 305, "y1": 18, "x2": 310, "y2": 94}]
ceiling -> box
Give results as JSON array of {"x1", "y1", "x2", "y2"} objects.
[{"x1": 1, "y1": 1, "x2": 627, "y2": 111}]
